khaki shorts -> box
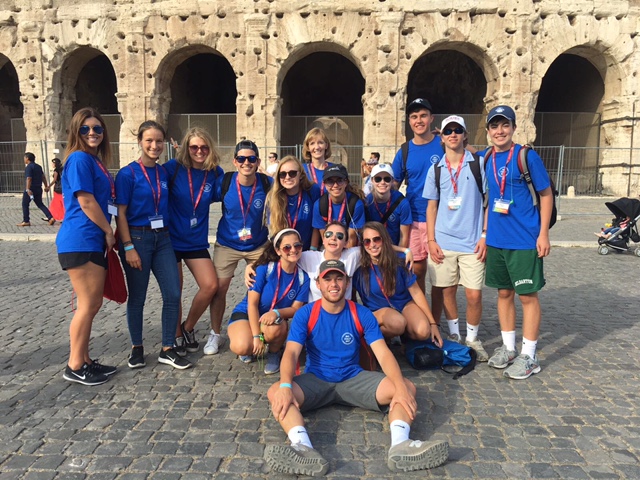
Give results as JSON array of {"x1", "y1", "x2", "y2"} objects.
[
  {"x1": 409, "y1": 222, "x2": 429, "y2": 262},
  {"x1": 212, "y1": 242, "x2": 268, "y2": 279},
  {"x1": 428, "y1": 249, "x2": 485, "y2": 290}
]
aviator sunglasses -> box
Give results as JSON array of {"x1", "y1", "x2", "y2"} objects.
[
  {"x1": 363, "y1": 235, "x2": 382, "y2": 246},
  {"x1": 443, "y1": 126, "x2": 465, "y2": 136},
  {"x1": 324, "y1": 230, "x2": 345, "y2": 241},
  {"x1": 278, "y1": 170, "x2": 299, "y2": 179},
  {"x1": 236, "y1": 155, "x2": 259, "y2": 164},
  {"x1": 281, "y1": 242, "x2": 303, "y2": 253},
  {"x1": 373, "y1": 175, "x2": 392, "y2": 184},
  {"x1": 189, "y1": 145, "x2": 210, "y2": 154},
  {"x1": 79, "y1": 125, "x2": 104, "y2": 135}
]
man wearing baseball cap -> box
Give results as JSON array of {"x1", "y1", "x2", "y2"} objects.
[
  {"x1": 365, "y1": 163, "x2": 412, "y2": 247},
  {"x1": 423, "y1": 115, "x2": 489, "y2": 361},
  {"x1": 483, "y1": 105, "x2": 553, "y2": 380},
  {"x1": 264, "y1": 259, "x2": 448, "y2": 476},
  {"x1": 391, "y1": 98, "x2": 444, "y2": 293}
]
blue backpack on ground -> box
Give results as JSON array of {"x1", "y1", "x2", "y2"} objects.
[{"x1": 405, "y1": 338, "x2": 477, "y2": 379}]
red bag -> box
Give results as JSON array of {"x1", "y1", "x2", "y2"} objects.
[{"x1": 104, "y1": 248, "x2": 127, "y2": 304}]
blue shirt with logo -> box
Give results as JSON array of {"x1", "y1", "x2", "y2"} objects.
[
  {"x1": 303, "y1": 162, "x2": 334, "y2": 194},
  {"x1": 391, "y1": 137, "x2": 444, "y2": 222},
  {"x1": 365, "y1": 190, "x2": 412, "y2": 245},
  {"x1": 164, "y1": 160, "x2": 223, "y2": 252},
  {"x1": 213, "y1": 172, "x2": 273, "y2": 251},
  {"x1": 56, "y1": 151, "x2": 113, "y2": 253},
  {"x1": 232, "y1": 263, "x2": 310, "y2": 316},
  {"x1": 270, "y1": 183, "x2": 321, "y2": 251},
  {"x1": 115, "y1": 162, "x2": 170, "y2": 227},
  {"x1": 311, "y1": 191, "x2": 366, "y2": 230},
  {"x1": 288, "y1": 301, "x2": 383, "y2": 383},
  {"x1": 484, "y1": 145, "x2": 551, "y2": 250},
  {"x1": 353, "y1": 258, "x2": 416, "y2": 312}
]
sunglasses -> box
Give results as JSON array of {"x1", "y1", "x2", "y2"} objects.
[
  {"x1": 363, "y1": 236, "x2": 382, "y2": 246},
  {"x1": 324, "y1": 230, "x2": 345, "y2": 241},
  {"x1": 278, "y1": 170, "x2": 299, "y2": 179},
  {"x1": 324, "y1": 178, "x2": 346, "y2": 187},
  {"x1": 373, "y1": 176, "x2": 392, "y2": 184},
  {"x1": 236, "y1": 155, "x2": 259, "y2": 164},
  {"x1": 281, "y1": 242, "x2": 303, "y2": 254},
  {"x1": 79, "y1": 125, "x2": 104, "y2": 135},
  {"x1": 189, "y1": 145, "x2": 210, "y2": 154},
  {"x1": 443, "y1": 127, "x2": 465, "y2": 136}
]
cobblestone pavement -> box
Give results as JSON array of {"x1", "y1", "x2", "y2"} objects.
[{"x1": 0, "y1": 195, "x2": 639, "y2": 479}]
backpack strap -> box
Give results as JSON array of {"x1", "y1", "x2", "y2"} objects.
[
  {"x1": 347, "y1": 300, "x2": 376, "y2": 371},
  {"x1": 307, "y1": 300, "x2": 323, "y2": 335},
  {"x1": 169, "y1": 163, "x2": 180, "y2": 190},
  {"x1": 434, "y1": 163, "x2": 442, "y2": 199},
  {"x1": 319, "y1": 193, "x2": 359, "y2": 227},
  {"x1": 517, "y1": 145, "x2": 538, "y2": 207},
  {"x1": 345, "y1": 194, "x2": 359, "y2": 229},
  {"x1": 401, "y1": 141, "x2": 409, "y2": 187},
  {"x1": 319, "y1": 194, "x2": 329, "y2": 222},
  {"x1": 434, "y1": 153, "x2": 484, "y2": 203},
  {"x1": 220, "y1": 171, "x2": 235, "y2": 212},
  {"x1": 378, "y1": 194, "x2": 404, "y2": 225}
]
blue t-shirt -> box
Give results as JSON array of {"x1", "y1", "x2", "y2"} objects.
[
  {"x1": 269, "y1": 184, "x2": 321, "y2": 251},
  {"x1": 303, "y1": 162, "x2": 334, "y2": 195},
  {"x1": 422, "y1": 151, "x2": 486, "y2": 253},
  {"x1": 232, "y1": 263, "x2": 310, "y2": 316},
  {"x1": 164, "y1": 159, "x2": 223, "y2": 252},
  {"x1": 56, "y1": 151, "x2": 113, "y2": 253},
  {"x1": 115, "y1": 162, "x2": 170, "y2": 227},
  {"x1": 391, "y1": 137, "x2": 444, "y2": 222},
  {"x1": 213, "y1": 172, "x2": 273, "y2": 251},
  {"x1": 25, "y1": 162, "x2": 44, "y2": 189},
  {"x1": 353, "y1": 259, "x2": 416, "y2": 312},
  {"x1": 485, "y1": 145, "x2": 551, "y2": 250},
  {"x1": 288, "y1": 301, "x2": 383, "y2": 383},
  {"x1": 365, "y1": 190, "x2": 412, "y2": 245},
  {"x1": 311, "y1": 191, "x2": 366, "y2": 231}
]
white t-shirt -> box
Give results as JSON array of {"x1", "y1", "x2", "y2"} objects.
[{"x1": 298, "y1": 247, "x2": 361, "y2": 301}]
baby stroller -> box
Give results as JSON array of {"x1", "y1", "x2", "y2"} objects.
[{"x1": 597, "y1": 197, "x2": 640, "y2": 256}]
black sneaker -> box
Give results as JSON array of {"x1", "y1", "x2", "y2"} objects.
[
  {"x1": 128, "y1": 346, "x2": 146, "y2": 369},
  {"x1": 158, "y1": 348, "x2": 193, "y2": 370},
  {"x1": 63, "y1": 363, "x2": 109, "y2": 386},
  {"x1": 89, "y1": 359, "x2": 117, "y2": 376},
  {"x1": 174, "y1": 336, "x2": 187, "y2": 357},
  {"x1": 182, "y1": 322, "x2": 199, "y2": 352}
]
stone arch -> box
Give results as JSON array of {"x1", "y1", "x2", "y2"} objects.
[{"x1": 0, "y1": 55, "x2": 23, "y2": 142}]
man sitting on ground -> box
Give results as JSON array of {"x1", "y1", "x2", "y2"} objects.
[{"x1": 263, "y1": 259, "x2": 449, "y2": 476}]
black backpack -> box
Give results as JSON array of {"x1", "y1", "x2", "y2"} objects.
[
  {"x1": 433, "y1": 153, "x2": 485, "y2": 206},
  {"x1": 319, "y1": 193, "x2": 360, "y2": 228},
  {"x1": 220, "y1": 171, "x2": 271, "y2": 212}
]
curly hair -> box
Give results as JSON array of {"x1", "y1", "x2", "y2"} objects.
[{"x1": 357, "y1": 221, "x2": 403, "y2": 297}]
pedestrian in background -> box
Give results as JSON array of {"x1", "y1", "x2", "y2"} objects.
[{"x1": 17, "y1": 152, "x2": 55, "y2": 227}]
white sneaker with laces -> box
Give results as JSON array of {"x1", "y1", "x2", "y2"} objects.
[{"x1": 203, "y1": 330, "x2": 222, "y2": 355}]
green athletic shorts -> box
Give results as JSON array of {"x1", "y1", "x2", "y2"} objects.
[{"x1": 485, "y1": 247, "x2": 545, "y2": 294}]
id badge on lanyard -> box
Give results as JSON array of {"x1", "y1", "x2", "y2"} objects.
[
  {"x1": 493, "y1": 198, "x2": 511, "y2": 214},
  {"x1": 149, "y1": 215, "x2": 164, "y2": 229},
  {"x1": 108, "y1": 201, "x2": 118, "y2": 217},
  {"x1": 448, "y1": 197, "x2": 462, "y2": 210},
  {"x1": 238, "y1": 227, "x2": 252, "y2": 241}
]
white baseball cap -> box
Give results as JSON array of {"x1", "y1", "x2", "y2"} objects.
[
  {"x1": 440, "y1": 115, "x2": 467, "y2": 132},
  {"x1": 370, "y1": 163, "x2": 394, "y2": 178}
]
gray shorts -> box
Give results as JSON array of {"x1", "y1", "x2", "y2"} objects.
[{"x1": 294, "y1": 371, "x2": 388, "y2": 413}]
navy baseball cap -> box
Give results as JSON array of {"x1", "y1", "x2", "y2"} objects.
[
  {"x1": 486, "y1": 105, "x2": 516, "y2": 126},
  {"x1": 407, "y1": 98, "x2": 433, "y2": 115},
  {"x1": 234, "y1": 140, "x2": 259, "y2": 158}
]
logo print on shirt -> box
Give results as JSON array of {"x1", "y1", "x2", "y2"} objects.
[
  {"x1": 287, "y1": 290, "x2": 297, "y2": 300},
  {"x1": 254, "y1": 198, "x2": 264, "y2": 209},
  {"x1": 303, "y1": 204, "x2": 310, "y2": 214},
  {"x1": 498, "y1": 167, "x2": 508, "y2": 177},
  {"x1": 430, "y1": 155, "x2": 440, "y2": 165},
  {"x1": 342, "y1": 332, "x2": 355, "y2": 345},
  {"x1": 204, "y1": 183, "x2": 212, "y2": 193},
  {"x1": 160, "y1": 181, "x2": 168, "y2": 190},
  {"x1": 389, "y1": 213, "x2": 396, "y2": 222}
]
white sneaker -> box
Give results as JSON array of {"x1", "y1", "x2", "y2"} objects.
[{"x1": 203, "y1": 330, "x2": 222, "y2": 355}]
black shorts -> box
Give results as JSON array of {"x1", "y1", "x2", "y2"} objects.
[
  {"x1": 174, "y1": 249, "x2": 211, "y2": 262},
  {"x1": 58, "y1": 251, "x2": 107, "y2": 270}
]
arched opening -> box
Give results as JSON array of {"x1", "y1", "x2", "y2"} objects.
[
  {"x1": 280, "y1": 50, "x2": 365, "y2": 171},
  {"x1": 159, "y1": 50, "x2": 237, "y2": 148},
  {"x1": 0, "y1": 56, "x2": 25, "y2": 193},
  {"x1": 406, "y1": 50, "x2": 487, "y2": 144}
]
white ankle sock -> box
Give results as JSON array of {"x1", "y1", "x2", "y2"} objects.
[
  {"x1": 466, "y1": 323, "x2": 479, "y2": 342},
  {"x1": 288, "y1": 426, "x2": 312, "y2": 449},
  {"x1": 390, "y1": 420, "x2": 410, "y2": 447},
  {"x1": 447, "y1": 318, "x2": 460, "y2": 336},
  {"x1": 501, "y1": 331, "x2": 517, "y2": 351},
  {"x1": 521, "y1": 337, "x2": 537, "y2": 358}
]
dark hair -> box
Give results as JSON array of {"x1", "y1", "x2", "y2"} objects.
[
  {"x1": 371, "y1": 152, "x2": 380, "y2": 160},
  {"x1": 357, "y1": 221, "x2": 403, "y2": 297},
  {"x1": 52, "y1": 158, "x2": 62, "y2": 167},
  {"x1": 137, "y1": 120, "x2": 166, "y2": 141},
  {"x1": 24, "y1": 152, "x2": 35, "y2": 162},
  {"x1": 324, "y1": 220, "x2": 349, "y2": 243},
  {"x1": 252, "y1": 229, "x2": 302, "y2": 268},
  {"x1": 270, "y1": 152, "x2": 278, "y2": 160},
  {"x1": 64, "y1": 107, "x2": 112, "y2": 166}
]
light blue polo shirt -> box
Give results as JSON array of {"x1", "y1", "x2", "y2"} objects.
[{"x1": 422, "y1": 151, "x2": 486, "y2": 253}]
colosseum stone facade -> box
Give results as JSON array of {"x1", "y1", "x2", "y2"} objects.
[{"x1": 0, "y1": 0, "x2": 639, "y2": 195}]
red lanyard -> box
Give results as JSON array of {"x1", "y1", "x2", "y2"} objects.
[
  {"x1": 287, "y1": 191, "x2": 303, "y2": 229},
  {"x1": 372, "y1": 265, "x2": 393, "y2": 307},
  {"x1": 308, "y1": 164, "x2": 326, "y2": 193},
  {"x1": 137, "y1": 160, "x2": 161, "y2": 215},
  {"x1": 187, "y1": 168, "x2": 208, "y2": 216},
  {"x1": 328, "y1": 195, "x2": 347, "y2": 223},
  {"x1": 373, "y1": 197, "x2": 391, "y2": 225},
  {"x1": 94, "y1": 156, "x2": 115, "y2": 201},
  {"x1": 445, "y1": 155, "x2": 465, "y2": 196},
  {"x1": 270, "y1": 263, "x2": 298, "y2": 310},
  {"x1": 236, "y1": 174, "x2": 258, "y2": 227},
  {"x1": 491, "y1": 144, "x2": 515, "y2": 198}
]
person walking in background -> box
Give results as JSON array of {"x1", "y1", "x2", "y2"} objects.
[
  {"x1": 47, "y1": 157, "x2": 65, "y2": 222},
  {"x1": 115, "y1": 121, "x2": 190, "y2": 370},
  {"x1": 56, "y1": 107, "x2": 118, "y2": 386},
  {"x1": 17, "y1": 152, "x2": 55, "y2": 227}
]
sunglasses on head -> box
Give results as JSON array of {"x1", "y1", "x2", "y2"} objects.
[
  {"x1": 443, "y1": 127, "x2": 465, "y2": 136},
  {"x1": 363, "y1": 236, "x2": 382, "y2": 246},
  {"x1": 278, "y1": 170, "x2": 299, "y2": 179},
  {"x1": 324, "y1": 230, "x2": 345, "y2": 240},
  {"x1": 79, "y1": 125, "x2": 104, "y2": 135},
  {"x1": 373, "y1": 176, "x2": 392, "y2": 184},
  {"x1": 324, "y1": 178, "x2": 346, "y2": 187},
  {"x1": 281, "y1": 242, "x2": 303, "y2": 254},
  {"x1": 236, "y1": 155, "x2": 259, "y2": 164},
  {"x1": 189, "y1": 145, "x2": 210, "y2": 154}
]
